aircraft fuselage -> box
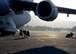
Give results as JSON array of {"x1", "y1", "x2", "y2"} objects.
[{"x1": 0, "y1": 11, "x2": 31, "y2": 36}]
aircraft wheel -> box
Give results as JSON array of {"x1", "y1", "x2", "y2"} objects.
[{"x1": 26, "y1": 31, "x2": 30, "y2": 36}]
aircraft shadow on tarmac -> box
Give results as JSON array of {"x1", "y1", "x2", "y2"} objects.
[
  {"x1": 13, "y1": 46, "x2": 69, "y2": 54},
  {"x1": 14, "y1": 37, "x2": 28, "y2": 40}
]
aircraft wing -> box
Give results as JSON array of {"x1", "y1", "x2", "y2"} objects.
[{"x1": 57, "y1": 7, "x2": 76, "y2": 14}]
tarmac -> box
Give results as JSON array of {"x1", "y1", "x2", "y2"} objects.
[{"x1": 0, "y1": 31, "x2": 76, "y2": 54}]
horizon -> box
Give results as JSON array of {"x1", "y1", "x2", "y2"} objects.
[{"x1": 25, "y1": 15, "x2": 76, "y2": 28}]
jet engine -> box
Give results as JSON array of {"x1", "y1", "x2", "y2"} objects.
[
  {"x1": 8, "y1": 0, "x2": 58, "y2": 21},
  {"x1": 36, "y1": 1, "x2": 58, "y2": 21},
  {"x1": 9, "y1": 0, "x2": 58, "y2": 21}
]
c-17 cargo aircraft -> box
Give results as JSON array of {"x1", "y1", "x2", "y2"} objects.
[{"x1": 0, "y1": 0, "x2": 76, "y2": 36}]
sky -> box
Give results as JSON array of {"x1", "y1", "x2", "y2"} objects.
[{"x1": 26, "y1": 0, "x2": 76, "y2": 28}]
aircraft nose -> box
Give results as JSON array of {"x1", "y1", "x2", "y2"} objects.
[{"x1": 0, "y1": 0, "x2": 10, "y2": 16}]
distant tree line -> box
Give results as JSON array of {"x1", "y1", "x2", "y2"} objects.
[
  {"x1": 24, "y1": 25, "x2": 76, "y2": 31},
  {"x1": 71, "y1": 26, "x2": 76, "y2": 31}
]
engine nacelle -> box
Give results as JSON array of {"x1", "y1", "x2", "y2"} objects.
[
  {"x1": 36, "y1": 1, "x2": 58, "y2": 21},
  {"x1": 9, "y1": 0, "x2": 58, "y2": 21}
]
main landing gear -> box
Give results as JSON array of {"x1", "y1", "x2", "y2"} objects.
[{"x1": 19, "y1": 30, "x2": 30, "y2": 38}]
